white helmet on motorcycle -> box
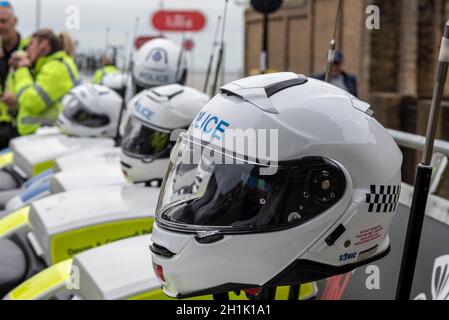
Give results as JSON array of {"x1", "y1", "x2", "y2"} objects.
[
  {"x1": 120, "y1": 84, "x2": 209, "y2": 185},
  {"x1": 102, "y1": 71, "x2": 127, "y2": 98},
  {"x1": 58, "y1": 84, "x2": 123, "y2": 138},
  {"x1": 151, "y1": 72, "x2": 402, "y2": 298},
  {"x1": 132, "y1": 38, "x2": 187, "y2": 93}
]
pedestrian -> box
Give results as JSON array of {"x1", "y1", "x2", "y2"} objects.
[{"x1": 312, "y1": 51, "x2": 358, "y2": 97}]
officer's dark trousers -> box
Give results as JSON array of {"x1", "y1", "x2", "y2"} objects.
[{"x1": 0, "y1": 122, "x2": 18, "y2": 150}]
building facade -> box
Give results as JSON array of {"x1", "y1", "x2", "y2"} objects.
[{"x1": 245, "y1": 0, "x2": 449, "y2": 196}]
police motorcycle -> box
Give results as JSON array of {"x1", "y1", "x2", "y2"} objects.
[{"x1": 0, "y1": 83, "x2": 208, "y2": 298}]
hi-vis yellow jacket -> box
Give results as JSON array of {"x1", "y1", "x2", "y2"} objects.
[
  {"x1": 13, "y1": 50, "x2": 80, "y2": 135},
  {"x1": 0, "y1": 37, "x2": 29, "y2": 123},
  {"x1": 92, "y1": 65, "x2": 120, "y2": 84}
]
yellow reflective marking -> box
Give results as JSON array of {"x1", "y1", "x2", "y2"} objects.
[
  {"x1": 0, "y1": 151, "x2": 13, "y2": 168},
  {"x1": 128, "y1": 290, "x2": 213, "y2": 300},
  {"x1": 128, "y1": 285, "x2": 316, "y2": 301},
  {"x1": 32, "y1": 160, "x2": 55, "y2": 176},
  {"x1": 0, "y1": 206, "x2": 30, "y2": 237},
  {"x1": 299, "y1": 282, "x2": 318, "y2": 300},
  {"x1": 9, "y1": 259, "x2": 73, "y2": 300},
  {"x1": 50, "y1": 218, "x2": 154, "y2": 264}
]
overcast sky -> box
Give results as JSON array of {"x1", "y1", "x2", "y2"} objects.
[{"x1": 12, "y1": 0, "x2": 246, "y2": 72}]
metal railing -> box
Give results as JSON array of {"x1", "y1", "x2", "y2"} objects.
[
  {"x1": 388, "y1": 129, "x2": 449, "y2": 226},
  {"x1": 388, "y1": 129, "x2": 449, "y2": 157}
]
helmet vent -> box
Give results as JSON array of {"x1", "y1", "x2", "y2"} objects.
[{"x1": 264, "y1": 76, "x2": 307, "y2": 98}]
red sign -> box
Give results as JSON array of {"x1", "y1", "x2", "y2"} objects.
[
  {"x1": 152, "y1": 10, "x2": 206, "y2": 32},
  {"x1": 183, "y1": 39, "x2": 195, "y2": 51},
  {"x1": 134, "y1": 36, "x2": 160, "y2": 49}
]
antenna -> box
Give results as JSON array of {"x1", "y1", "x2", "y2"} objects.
[
  {"x1": 396, "y1": 21, "x2": 449, "y2": 300},
  {"x1": 175, "y1": 17, "x2": 189, "y2": 84},
  {"x1": 123, "y1": 31, "x2": 130, "y2": 68},
  {"x1": 203, "y1": 15, "x2": 222, "y2": 94},
  {"x1": 159, "y1": 0, "x2": 165, "y2": 37},
  {"x1": 211, "y1": 0, "x2": 229, "y2": 96},
  {"x1": 115, "y1": 16, "x2": 140, "y2": 146},
  {"x1": 324, "y1": 0, "x2": 343, "y2": 83}
]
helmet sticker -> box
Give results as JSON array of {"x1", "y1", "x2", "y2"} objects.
[
  {"x1": 365, "y1": 185, "x2": 401, "y2": 213},
  {"x1": 354, "y1": 225, "x2": 384, "y2": 246},
  {"x1": 152, "y1": 51, "x2": 163, "y2": 62},
  {"x1": 135, "y1": 101, "x2": 154, "y2": 121},
  {"x1": 191, "y1": 111, "x2": 230, "y2": 141},
  {"x1": 146, "y1": 48, "x2": 169, "y2": 64}
]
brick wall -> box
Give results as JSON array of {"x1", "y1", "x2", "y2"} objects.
[{"x1": 245, "y1": 0, "x2": 449, "y2": 197}]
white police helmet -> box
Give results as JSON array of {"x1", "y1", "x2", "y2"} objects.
[
  {"x1": 132, "y1": 38, "x2": 187, "y2": 92},
  {"x1": 120, "y1": 84, "x2": 209, "y2": 185},
  {"x1": 151, "y1": 72, "x2": 402, "y2": 298},
  {"x1": 58, "y1": 84, "x2": 123, "y2": 138},
  {"x1": 102, "y1": 71, "x2": 127, "y2": 98}
]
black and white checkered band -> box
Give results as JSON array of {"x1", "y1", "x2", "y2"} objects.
[{"x1": 365, "y1": 185, "x2": 401, "y2": 213}]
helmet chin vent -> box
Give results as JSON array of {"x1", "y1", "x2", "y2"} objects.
[
  {"x1": 150, "y1": 243, "x2": 176, "y2": 258},
  {"x1": 120, "y1": 161, "x2": 132, "y2": 169}
]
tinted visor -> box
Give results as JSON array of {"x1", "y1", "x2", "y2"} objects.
[
  {"x1": 122, "y1": 116, "x2": 174, "y2": 159},
  {"x1": 156, "y1": 137, "x2": 346, "y2": 234},
  {"x1": 62, "y1": 95, "x2": 110, "y2": 128}
]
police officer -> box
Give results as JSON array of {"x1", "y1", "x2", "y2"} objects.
[
  {"x1": 0, "y1": 1, "x2": 28, "y2": 149},
  {"x1": 92, "y1": 54, "x2": 121, "y2": 85},
  {"x1": 10, "y1": 29, "x2": 80, "y2": 136}
]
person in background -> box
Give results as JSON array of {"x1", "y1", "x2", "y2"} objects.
[
  {"x1": 0, "y1": 1, "x2": 28, "y2": 149},
  {"x1": 92, "y1": 54, "x2": 120, "y2": 85},
  {"x1": 312, "y1": 51, "x2": 358, "y2": 98},
  {"x1": 9, "y1": 29, "x2": 80, "y2": 136}
]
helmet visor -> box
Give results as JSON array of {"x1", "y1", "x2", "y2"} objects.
[
  {"x1": 156, "y1": 136, "x2": 346, "y2": 234},
  {"x1": 122, "y1": 116, "x2": 174, "y2": 159},
  {"x1": 62, "y1": 94, "x2": 110, "y2": 128}
]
